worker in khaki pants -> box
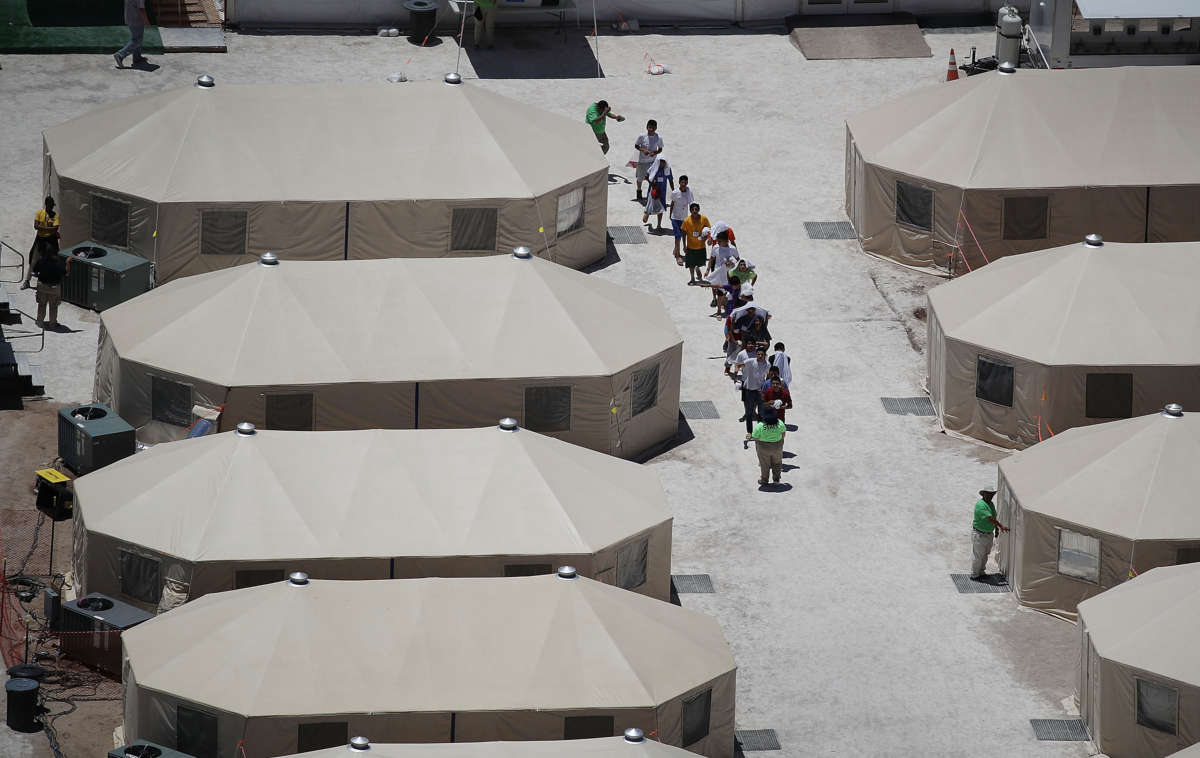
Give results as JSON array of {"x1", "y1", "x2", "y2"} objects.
[
  {"x1": 474, "y1": 0, "x2": 497, "y2": 48},
  {"x1": 752, "y1": 405, "x2": 785, "y2": 486},
  {"x1": 970, "y1": 489, "x2": 1008, "y2": 581}
]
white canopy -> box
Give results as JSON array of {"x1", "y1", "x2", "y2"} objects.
[{"x1": 285, "y1": 736, "x2": 698, "y2": 758}]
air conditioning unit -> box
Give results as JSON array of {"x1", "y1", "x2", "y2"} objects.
[
  {"x1": 109, "y1": 741, "x2": 196, "y2": 758},
  {"x1": 59, "y1": 243, "x2": 153, "y2": 312},
  {"x1": 57, "y1": 403, "x2": 135, "y2": 475},
  {"x1": 60, "y1": 593, "x2": 154, "y2": 676}
]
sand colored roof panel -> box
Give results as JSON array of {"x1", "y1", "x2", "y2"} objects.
[
  {"x1": 998, "y1": 412, "x2": 1200, "y2": 540},
  {"x1": 927, "y1": 241, "x2": 1200, "y2": 365},
  {"x1": 99, "y1": 255, "x2": 682, "y2": 386},
  {"x1": 74, "y1": 427, "x2": 670, "y2": 561},
  {"x1": 121, "y1": 576, "x2": 735, "y2": 717},
  {"x1": 846, "y1": 67, "x2": 1200, "y2": 189},
  {"x1": 1078, "y1": 563, "x2": 1200, "y2": 687},
  {"x1": 287, "y1": 737, "x2": 697, "y2": 758},
  {"x1": 43, "y1": 82, "x2": 607, "y2": 203}
]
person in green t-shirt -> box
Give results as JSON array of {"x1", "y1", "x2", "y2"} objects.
[
  {"x1": 585, "y1": 100, "x2": 624, "y2": 155},
  {"x1": 473, "y1": 0, "x2": 497, "y2": 49},
  {"x1": 971, "y1": 489, "x2": 1008, "y2": 580},
  {"x1": 752, "y1": 405, "x2": 786, "y2": 486}
]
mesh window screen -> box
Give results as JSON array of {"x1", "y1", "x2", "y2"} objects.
[
  {"x1": 201, "y1": 211, "x2": 249, "y2": 256},
  {"x1": 1136, "y1": 679, "x2": 1178, "y2": 734},
  {"x1": 1085, "y1": 374, "x2": 1133, "y2": 419},
  {"x1": 1057, "y1": 529, "x2": 1100, "y2": 583},
  {"x1": 617, "y1": 538, "x2": 648, "y2": 590},
  {"x1": 235, "y1": 568, "x2": 285, "y2": 589},
  {"x1": 632, "y1": 363, "x2": 660, "y2": 417},
  {"x1": 91, "y1": 194, "x2": 130, "y2": 248},
  {"x1": 266, "y1": 394, "x2": 314, "y2": 431},
  {"x1": 151, "y1": 376, "x2": 192, "y2": 426},
  {"x1": 451, "y1": 207, "x2": 499, "y2": 252},
  {"x1": 556, "y1": 187, "x2": 586, "y2": 237},
  {"x1": 563, "y1": 715, "x2": 614, "y2": 739},
  {"x1": 119, "y1": 550, "x2": 161, "y2": 604},
  {"x1": 895, "y1": 181, "x2": 933, "y2": 232},
  {"x1": 525, "y1": 386, "x2": 571, "y2": 433},
  {"x1": 975, "y1": 356, "x2": 1014, "y2": 408},
  {"x1": 1177, "y1": 547, "x2": 1200, "y2": 565},
  {"x1": 177, "y1": 706, "x2": 219, "y2": 758},
  {"x1": 503, "y1": 563, "x2": 554, "y2": 577},
  {"x1": 297, "y1": 722, "x2": 348, "y2": 752},
  {"x1": 1002, "y1": 196, "x2": 1049, "y2": 240},
  {"x1": 682, "y1": 689, "x2": 713, "y2": 746}
]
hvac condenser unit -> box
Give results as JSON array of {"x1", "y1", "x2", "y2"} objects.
[
  {"x1": 59, "y1": 243, "x2": 152, "y2": 311},
  {"x1": 57, "y1": 403, "x2": 135, "y2": 475},
  {"x1": 110, "y1": 741, "x2": 197, "y2": 758},
  {"x1": 60, "y1": 593, "x2": 154, "y2": 676}
]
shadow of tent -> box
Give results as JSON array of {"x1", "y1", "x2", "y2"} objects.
[
  {"x1": 581, "y1": 237, "x2": 621, "y2": 274},
  {"x1": 464, "y1": 29, "x2": 603, "y2": 79},
  {"x1": 633, "y1": 411, "x2": 694, "y2": 463}
]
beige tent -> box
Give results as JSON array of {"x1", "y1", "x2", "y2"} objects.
[
  {"x1": 927, "y1": 238, "x2": 1200, "y2": 449},
  {"x1": 845, "y1": 66, "x2": 1200, "y2": 272},
  {"x1": 72, "y1": 424, "x2": 673, "y2": 611},
  {"x1": 996, "y1": 408, "x2": 1200, "y2": 620},
  {"x1": 122, "y1": 575, "x2": 737, "y2": 758},
  {"x1": 1077, "y1": 564, "x2": 1200, "y2": 757},
  {"x1": 94, "y1": 254, "x2": 683, "y2": 458},
  {"x1": 283, "y1": 734, "x2": 699, "y2": 758},
  {"x1": 43, "y1": 80, "x2": 609, "y2": 283}
]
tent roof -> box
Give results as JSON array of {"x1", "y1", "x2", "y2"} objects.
[
  {"x1": 100, "y1": 255, "x2": 681, "y2": 385},
  {"x1": 846, "y1": 66, "x2": 1200, "y2": 189},
  {"x1": 122, "y1": 575, "x2": 735, "y2": 717},
  {"x1": 927, "y1": 240, "x2": 1200, "y2": 365},
  {"x1": 75, "y1": 426, "x2": 670, "y2": 561},
  {"x1": 287, "y1": 736, "x2": 695, "y2": 758},
  {"x1": 999, "y1": 411, "x2": 1200, "y2": 540},
  {"x1": 1078, "y1": 564, "x2": 1200, "y2": 687},
  {"x1": 42, "y1": 81, "x2": 607, "y2": 203}
]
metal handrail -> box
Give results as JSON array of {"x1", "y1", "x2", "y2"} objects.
[
  {"x1": 3, "y1": 307, "x2": 45, "y2": 353},
  {"x1": 1023, "y1": 24, "x2": 1050, "y2": 69},
  {"x1": 0, "y1": 239, "x2": 26, "y2": 284}
]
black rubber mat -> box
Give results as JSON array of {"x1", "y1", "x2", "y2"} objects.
[
  {"x1": 880, "y1": 396, "x2": 935, "y2": 416},
  {"x1": 950, "y1": 573, "x2": 1011, "y2": 594},
  {"x1": 606, "y1": 226, "x2": 648, "y2": 245},
  {"x1": 735, "y1": 729, "x2": 781, "y2": 751},
  {"x1": 671, "y1": 574, "x2": 714, "y2": 594},
  {"x1": 803, "y1": 221, "x2": 856, "y2": 240},
  {"x1": 1030, "y1": 719, "x2": 1088, "y2": 741},
  {"x1": 679, "y1": 400, "x2": 720, "y2": 420}
]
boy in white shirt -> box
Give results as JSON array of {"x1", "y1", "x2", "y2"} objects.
[{"x1": 668, "y1": 175, "x2": 695, "y2": 263}]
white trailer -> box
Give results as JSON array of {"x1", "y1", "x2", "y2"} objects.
[{"x1": 1028, "y1": 0, "x2": 1200, "y2": 68}]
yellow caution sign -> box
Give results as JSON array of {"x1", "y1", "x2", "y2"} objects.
[{"x1": 35, "y1": 468, "x2": 70, "y2": 484}]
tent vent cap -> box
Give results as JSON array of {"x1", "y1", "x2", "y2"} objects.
[
  {"x1": 997, "y1": 61, "x2": 1017, "y2": 74},
  {"x1": 1083, "y1": 234, "x2": 1104, "y2": 248},
  {"x1": 512, "y1": 246, "x2": 533, "y2": 260},
  {"x1": 498, "y1": 417, "x2": 519, "y2": 432},
  {"x1": 556, "y1": 566, "x2": 578, "y2": 580},
  {"x1": 259, "y1": 252, "x2": 280, "y2": 266},
  {"x1": 235, "y1": 422, "x2": 256, "y2": 436},
  {"x1": 196, "y1": 74, "x2": 215, "y2": 88},
  {"x1": 1163, "y1": 403, "x2": 1184, "y2": 417},
  {"x1": 288, "y1": 572, "x2": 309, "y2": 586},
  {"x1": 624, "y1": 728, "x2": 645, "y2": 743},
  {"x1": 444, "y1": 72, "x2": 463, "y2": 85},
  {"x1": 349, "y1": 737, "x2": 370, "y2": 751}
]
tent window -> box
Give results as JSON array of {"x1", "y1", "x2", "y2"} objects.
[
  {"x1": 1002, "y1": 196, "x2": 1049, "y2": 240},
  {"x1": 682, "y1": 688, "x2": 712, "y2": 747},
  {"x1": 1177, "y1": 547, "x2": 1200, "y2": 565},
  {"x1": 524, "y1": 386, "x2": 571, "y2": 433},
  {"x1": 297, "y1": 722, "x2": 348, "y2": 752},
  {"x1": 91, "y1": 194, "x2": 130, "y2": 248},
  {"x1": 450, "y1": 207, "x2": 498, "y2": 252},
  {"x1": 177, "y1": 706, "x2": 219, "y2": 758},
  {"x1": 975, "y1": 356, "x2": 1014, "y2": 408},
  {"x1": 632, "y1": 363, "x2": 660, "y2": 417},
  {"x1": 200, "y1": 211, "x2": 249, "y2": 256},
  {"x1": 151, "y1": 376, "x2": 193, "y2": 427},
  {"x1": 119, "y1": 550, "x2": 161, "y2": 604},
  {"x1": 265, "y1": 393, "x2": 314, "y2": 431},
  {"x1": 1085, "y1": 373, "x2": 1133, "y2": 419},
  {"x1": 563, "y1": 715, "x2": 614, "y2": 739},
  {"x1": 503, "y1": 563, "x2": 553, "y2": 577},
  {"x1": 556, "y1": 187, "x2": 586, "y2": 238},
  {"x1": 235, "y1": 568, "x2": 285, "y2": 589},
  {"x1": 617, "y1": 538, "x2": 648, "y2": 590},
  {"x1": 895, "y1": 181, "x2": 933, "y2": 232},
  {"x1": 1057, "y1": 528, "x2": 1100, "y2": 584},
  {"x1": 1136, "y1": 679, "x2": 1178, "y2": 735}
]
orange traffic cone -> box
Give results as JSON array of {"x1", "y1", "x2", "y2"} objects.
[{"x1": 946, "y1": 48, "x2": 960, "y2": 82}]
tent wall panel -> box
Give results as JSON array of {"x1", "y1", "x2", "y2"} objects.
[
  {"x1": 220, "y1": 382, "x2": 417, "y2": 433},
  {"x1": 100, "y1": 355, "x2": 229, "y2": 444},
  {"x1": 388, "y1": 555, "x2": 595, "y2": 583},
  {"x1": 56, "y1": 178, "x2": 156, "y2": 260},
  {"x1": 452, "y1": 708, "x2": 656, "y2": 743},
  {"x1": 242, "y1": 714, "x2": 452, "y2": 757},
  {"x1": 936, "y1": 338, "x2": 1046, "y2": 448},
  {"x1": 652, "y1": 674, "x2": 736, "y2": 758},
  {"x1": 1096, "y1": 660, "x2": 1198, "y2": 758},
  {"x1": 609, "y1": 347, "x2": 684, "y2": 461},
  {"x1": 856, "y1": 163, "x2": 958, "y2": 271},
  {"x1": 1148, "y1": 186, "x2": 1200, "y2": 243}
]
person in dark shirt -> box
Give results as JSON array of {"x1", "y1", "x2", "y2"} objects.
[{"x1": 32, "y1": 253, "x2": 71, "y2": 328}]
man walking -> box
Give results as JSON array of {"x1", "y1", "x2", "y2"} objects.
[
  {"x1": 669, "y1": 175, "x2": 695, "y2": 263},
  {"x1": 752, "y1": 405, "x2": 786, "y2": 486},
  {"x1": 114, "y1": 0, "x2": 149, "y2": 68},
  {"x1": 633, "y1": 120, "x2": 663, "y2": 202},
  {"x1": 679, "y1": 203, "x2": 710, "y2": 286},
  {"x1": 736, "y1": 345, "x2": 771, "y2": 440},
  {"x1": 23, "y1": 196, "x2": 60, "y2": 290},
  {"x1": 971, "y1": 489, "x2": 1008, "y2": 580},
  {"x1": 585, "y1": 100, "x2": 624, "y2": 155}
]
